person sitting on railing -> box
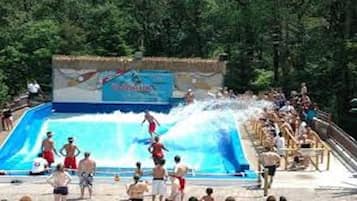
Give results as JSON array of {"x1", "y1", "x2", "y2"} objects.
[
  {"x1": 290, "y1": 134, "x2": 315, "y2": 170},
  {"x1": 274, "y1": 132, "x2": 286, "y2": 157},
  {"x1": 295, "y1": 121, "x2": 307, "y2": 138}
]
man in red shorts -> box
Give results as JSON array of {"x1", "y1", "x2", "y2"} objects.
[
  {"x1": 41, "y1": 131, "x2": 59, "y2": 167},
  {"x1": 148, "y1": 136, "x2": 169, "y2": 165},
  {"x1": 142, "y1": 110, "x2": 160, "y2": 138},
  {"x1": 60, "y1": 137, "x2": 81, "y2": 173},
  {"x1": 170, "y1": 155, "x2": 188, "y2": 201}
]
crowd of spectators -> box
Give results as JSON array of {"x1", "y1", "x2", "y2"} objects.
[{"x1": 257, "y1": 82, "x2": 322, "y2": 171}]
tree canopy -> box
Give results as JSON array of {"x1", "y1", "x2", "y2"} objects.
[{"x1": 0, "y1": 0, "x2": 356, "y2": 126}]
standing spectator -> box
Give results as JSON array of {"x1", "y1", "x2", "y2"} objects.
[
  {"x1": 78, "y1": 152, "x2": 96, "y2": 200},
  {"x1": 126, "y1": 175, "x2": 149, "y2": 201},
  {"x1": 41, "y1": 131, "x2": 59, "y2": 167},
  {"x1": 171, "y1": 155, "x2": 188, "y2": 201},
  {"x1": 134, "y1": 161, "x2": 143, "y2": 178},
  {"x1": 274, "y1": 132, "x2": 285, "y2": 157},
  {"x1": 300, "y1": 82, "x2": 308, "y2": 95},
  {"x1": 304, "y1": 104, "x2": 317, "y2": 126},
  {"x1": 152, "y1": 159, "x2": 167, "y2": 201},
  {"x1": 260, "y1": 147, "x2": 281, "y2": 188},
  {"x1": 2, "y1": 103, "x2": 13, "y2": 131},
  {"x1": 59, "y1": 137, "x2": 81, "y2": 173},
  {"x1": 200, "y1": 188, "x2": 214, "y2": 201},
  {"x1": 27, "y1": 80, "x2": 41, "y2": 106},
  {"x1": 29, "y1": 153, "x2": 49, "y2": 176},
  {"x1": 46, "y1": 163, "x2": 72, "y2": 201},
  {"x1": 166, "y1": 176, "x2": 181, "y2": 201}
]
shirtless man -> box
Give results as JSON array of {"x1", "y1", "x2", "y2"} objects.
[
  {"x1": 260, "y1": 147, "x2": 281, "y2": 188},
  {"x1": 170, "y1": 155, "x2": 188, "y2": 201},
  {"x1": 78, "y1": 152, "x2": 96, "y2": 199},
  {"x1": 148, "y1": 136, "x2": 169, "y2": 165},
  {"x1": 142, "y1": 110, "x2": 160, "y2": 138},
  {"x1": 127, "y1": 175, "x2": 149, "y2": 201},
  {"x1": 152, "y1": 159, "x2": 167, "y2": 201},
  {"x1": 41, "y1": 131, "x2": 59, "y2": 167},
  {"x1": 60, "y1": 137, "x2": 81, "y2": 172},
  {"x1": 166, "y1": 176, "x2": 181, "y2": 201}
]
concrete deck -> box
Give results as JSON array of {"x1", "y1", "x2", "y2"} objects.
[{"x1": 0, "y1": 180, "x2": 356, "y2": 201}]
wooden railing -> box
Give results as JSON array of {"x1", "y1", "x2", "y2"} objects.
[
  {"x1": 249, "y1": 117, "x2": 331, "y2": 171},
  {"x1": 314, "y1": 111, "x2": 357, "y2": 161}
]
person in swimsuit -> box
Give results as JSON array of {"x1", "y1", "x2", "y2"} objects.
[
  {"x1": 260, "y1": 147, "x2": 281, "y2": 188},
  {"x1": 127, "y1": 175, "x2": 149, "y2": 201},
  {"x1": 60, "y1": 137, "x2": 81, "y2": 173},
  {"x1": 142, "y1": 110, "x2": 160, "y2": 138},
  {"x1": 170, "y1": 155, "x2": 188, "y2": 201},
  {"x1": 42, "y1": 131, "x2": 59, "y2": 167},
  {"x1": 78, "y1": 152, "x2": 96, "y2": 199},
  {"x1": 184, "y1": 89, "x2": 194, "y2": 105},
  {"x1": 200, "y1": 188, "x2": 214, "y2": 201},
  {"x1": 152, "y1": 159, "x2": 168, "y2": 201},
  {"x1": 134, "y1": 161, "x2": 143, "y2": 178},
  {"x1": 46, "y1": 163, "x2": 72, "y2": 201},
  {"x1": 148, "y1": 136, "x2": 169, "y2": 165}
]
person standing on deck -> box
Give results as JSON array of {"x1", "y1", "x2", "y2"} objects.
[
  {"x1": 152, "y1": 159, "x2": 168, "y2": 201},
  {"x1": 170, "y1": 155, "x2": 188, "y2": 201},
  {"x1": 60, "y1": 137, "x2": 81, "y2": 173},
  {"x1": 78, "y1": 152, "x2": 96, "y2": 200},
  {"x1": 42, "y1": 131, "x2": 59, "y2": 167},
  {"x1": 260, "y1": 147, "x2": 281, "y2": 188}
]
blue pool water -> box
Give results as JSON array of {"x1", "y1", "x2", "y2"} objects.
[{"x1": 0, "y1": 102, "x2": 258, "y2": 178}]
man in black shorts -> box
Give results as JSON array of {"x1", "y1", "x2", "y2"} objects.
[{"x1": 260, "y1": 147, "x2": 281, "y2": 188}]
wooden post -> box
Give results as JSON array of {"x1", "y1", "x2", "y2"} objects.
[
  {"x1": 315, "y1": 153, "x2": 319, "y2": 171},
  {"x1": 284, "y1": 151, "x2": 288, "y2": 170},
  {"x1": 327, "y1": 150, "x2": 331, "y2": 171},
  {"x1": 263, "y1": 168, "x2": 269, "y2": 196}
]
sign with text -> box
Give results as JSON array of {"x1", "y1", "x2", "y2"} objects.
[{"x1": 102, "y1": 70, "x2": 174, "y2": 103}]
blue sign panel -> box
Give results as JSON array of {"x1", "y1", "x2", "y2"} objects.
[{"x1": 102, "y1": 70, "x2": 174, "y2": 103}]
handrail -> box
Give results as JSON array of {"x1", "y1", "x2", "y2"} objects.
[{"x1": 249, "y1": 115, "x2": 331, "y2": 171}]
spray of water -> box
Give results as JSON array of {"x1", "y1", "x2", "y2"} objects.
[{"x1": 4, "y1": 97, "x2": 271, "y2": 171}]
